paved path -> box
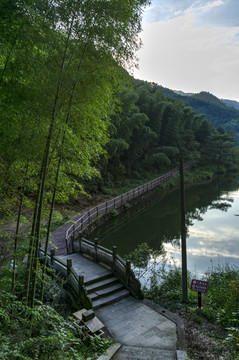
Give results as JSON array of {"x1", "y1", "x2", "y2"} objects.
[
  {"x1": 48, "y1": 215, "x2": 80, "y2": 255},
  {"x1": 95, "y1": 297, "x2": 186, "y2": 360},
  {"x1": 53, "y1": 253, "x2": 186, "y2": 358},
  {"x1": 57, "y1": 252, "x2": 111, "y2": 283},
  {"x1": 46, "y1": 208, "x2": 187, "y2": 358},
  {"x1": 54, "y1": 253, "x2": 187, "y2": 358}
]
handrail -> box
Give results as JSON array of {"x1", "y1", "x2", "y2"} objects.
[
  {"x1": 76, "y1": 237, "x2": 143, "y2": 299},
  {"x1": 39, "y1": 249, "x2": 92, "y2": 309},
  {"x1": 65, "y1": 160, "x2": 197, "y2": 254}
]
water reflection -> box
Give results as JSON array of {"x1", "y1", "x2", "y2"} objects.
[{"x1": 90, "y1": 175, "x2": 239, "y2": 277}]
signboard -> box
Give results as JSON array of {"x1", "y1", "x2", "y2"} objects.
[{"x1": 190, "y1": 279, "x2": 209, "y2": 293}]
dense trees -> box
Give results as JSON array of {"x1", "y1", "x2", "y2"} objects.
[
  {"x1": 0, "y1": 0, "x2": 149, "y2": 304},
  {"x1": 1, "y1": 0, "x2": 238, "y2": 308},
  {"x1": 98, "y1": 80, "x2": 238, "y2": 187},
  {"x1": 152, "y1": 87, "x2": 239, "y2": 143}
]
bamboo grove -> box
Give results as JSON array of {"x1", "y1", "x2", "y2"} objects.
[
  {"x1": 0, "y1": 0, "x2": 149, "y2": 305},
  {"x1": 1, "y1": 0, "x2": 239, "y2": 308},
  {"x1": 95, "y1": 80, "x2": 239, "y2": 188}
]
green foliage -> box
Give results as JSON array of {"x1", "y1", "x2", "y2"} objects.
[
  {"x1": 0, "y1": 0, "x2": 150, "y2": 307},
  {"x1": 144, "y1": 152, "x2": 171, "y2": 169},
  {"x1": 143, "y1": 266, "x2": 197, "y2": 311},
  {"x1": 126, "y1": 243, "x2": 154, "y2": 268},
  {"x1": 40, "y1": 213, "x2": 71, "y2": 238},
  {"x1": 97, "y1": 79, "x2": 239, "y2": 189},
  {"x1": 0, "y1": 292, "x2": 111, "y2": 360},
  {"x1": 155, "y1": 88, "x2": 239, "y2": 143},
  {"x1": 124, "y1": 202, "x2": 131, "y2": 210},
  {"x1": 143, "y1": 264, "x2": 239, "y2": 356},
  {"x1": 110, "y1": 209, "x2": 118, "y2": 217},
  {"x1": 203, "y1": 265, "x2": 239, "y2": 324},
  {"x1": 202, "y1": 265, "x2": 239, "y2": 355}
]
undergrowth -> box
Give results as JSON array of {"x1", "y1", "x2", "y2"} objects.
[
  {"x1": 0, "y1": 291, "x2": 111, "y2": 360},
  {"x1": 127, "y1": 243, "x2": 239, "y2": 358}
]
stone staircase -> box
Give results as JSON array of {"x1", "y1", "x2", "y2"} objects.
[{"x1": 85, "y1": 273, "x2": 130, "y2": 309}]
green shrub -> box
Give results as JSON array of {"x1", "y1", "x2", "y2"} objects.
[
  {"x1": 0, "y1": 292, "x2": 111, "y2": 360},
  {"x1": 110, "y1": 209, "x2": 118, "y2": 217},
  {"x1": 124, "y1": 202, "x2": 130, "y2": 209}
]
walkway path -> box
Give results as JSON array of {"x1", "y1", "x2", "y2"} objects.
[
  {"x1": 96, "y1": 297, "x2": 186, "y2": 360},
  {"x1": 55, "y1": 252, "x2": 187, "y2": 358},
  {"x1": 46, "y1": 164, "x2": 193, "y2": 358}
]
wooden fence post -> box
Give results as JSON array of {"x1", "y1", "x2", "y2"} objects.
[
  {"x1": 126, "y1": 260, "x2": 131, "y2": 286},
  {"x1": 50, "y1": 249, "x2": 55, "y2": 266},
  {"x1": 112, "y1": 246, "x2": 117, "y2": 272},
  {"x1": 78, "y1": 234, "x2": 82, "y2": 253},
  {"x1": 67, "y1": 259, "x2": 72, "y2": 277},
  {"x1": 78, "y1": 275, "x2": 84, "y2": 294},
  {"x1": 65, "y1": 237, "x2": 68, "y2": 255},
  {"x1": 94, "y1": 238, "x2": 99, "y2": 262},
  {"x1": 71, "y1": 225, "x2": 75, "y2": 253}
]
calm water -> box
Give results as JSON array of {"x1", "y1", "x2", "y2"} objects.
[{"x1": 90, "y1": 175, "x2": 239, "y2": 278}]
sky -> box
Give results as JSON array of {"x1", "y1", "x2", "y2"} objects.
[{"x1": 133, "y1": 0, "x2": 239, "y2": 101}]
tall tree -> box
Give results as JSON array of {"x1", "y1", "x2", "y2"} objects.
[{"x1": 1, "y1": 0, "x2": 150, "y2": 304}]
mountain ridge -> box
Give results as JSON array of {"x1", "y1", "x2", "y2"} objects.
[
  {"x1": 148, "y1": 83, "x2": 239, "y2": 142},
  {"x1": 148, "y1": 83, "x2": 239, "y2": 144},
  {"x1": 172, "y1": 89, "x2": 239, "y2": 110}
]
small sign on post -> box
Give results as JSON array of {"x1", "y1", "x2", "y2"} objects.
[{"x1": 190, "y1": 279, "x2": 209, "y2": 308}]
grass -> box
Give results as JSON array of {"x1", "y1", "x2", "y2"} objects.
[
  {"x1": 102, "y1": 163, "x2": 222, "y2": 198},
  {"x1": 142, "y1": 262, "x2": 239, "y2": 357}
]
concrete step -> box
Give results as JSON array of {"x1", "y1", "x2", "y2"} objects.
[
  {"x1": 112, "y1": 345, "x2": 176, "y2": 360},
  {"x1": 93, "y1": 288, "x2": 130, "y2": 309},
  {"x1": 84, "y1": 272, "x2": 113, "y2": 286},
  {"x1": 89, "y1": 282, "x2": 125, "y2": 301},
  {"x1": 85, "y1": 276, "x2": 119, "y2": 293}
]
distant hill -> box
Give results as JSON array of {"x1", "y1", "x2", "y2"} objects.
[
  {"x1": 154, "y1": 86, "x2": 239, "y2": 143},
  {"x1": 222, "y1": 99, "x2": 239, "y2": 110},
  {"x1": 173, "y1": 90, "x2": 194, "y2": 96},
  {"x1": 190, "y1": 91, "x2": 226, "y2": 108}
]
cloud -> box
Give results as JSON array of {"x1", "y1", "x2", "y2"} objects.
[
  {"x1": 134, "y1": 12, "x2": 239, "y2": 100},
  {"x1": 193, "y1": 0, "x2": 239, "y2": 27},
  {"x1": 143, "y1": 0, "x2": 239, "y2": 28},
  {"x1": 204, "y1": 0, "x2": 224, "y2": 9},
  {"x1": 143, "y1": 0, "x2": 193, "y2": 23}
]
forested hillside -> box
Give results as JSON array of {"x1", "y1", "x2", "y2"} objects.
[
  {"x1": 150, "y1": 85, "x2": 239, "y2": 143},
  {"x1": 96, "y1": 80, "x2": 239, "y2": 188},
  {"x1": 222, "y1": 98, "x2": 239, "y2": 110}
]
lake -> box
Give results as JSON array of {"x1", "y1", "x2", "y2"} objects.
[{"x1": 90, "y1": 174, "x2": 239, "y2": 280}]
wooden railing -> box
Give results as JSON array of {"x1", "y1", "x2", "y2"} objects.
[
  {"x1": 39, "y1": 249, "x2": 92, "y2": 309},
  {"x1": 65, "y1": 160, "x2": 197, "y2": 254},
  {"x1": 75, "y1": 237, "x2": 142, "y2": 299}
]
